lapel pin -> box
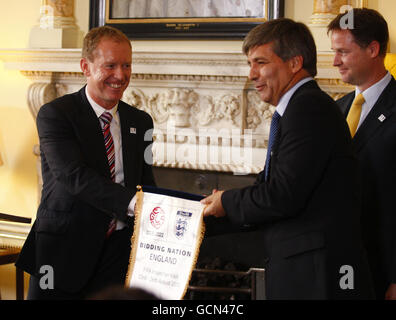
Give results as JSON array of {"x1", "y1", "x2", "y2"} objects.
[
  {"x1": 130, "y1": 127, "x2": 136, "y2": 134},
  {"x1": 378, "y1": 114, "x2": 386, "y2": 122}
]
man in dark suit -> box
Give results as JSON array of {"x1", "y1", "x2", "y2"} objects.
[
  {"x1": 16, "y1": 26, "x2": 155, "y2": 299},
  {"x1": 202, "y1": 18, "x2": 373, "y2": 299},
  {"x1": 328, "y1": 8, "x2": 396, "y2": 300}
]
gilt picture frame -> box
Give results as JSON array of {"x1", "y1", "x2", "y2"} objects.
[{"x1": 89, "y1": 0, "x2": 285, "y2": 39}]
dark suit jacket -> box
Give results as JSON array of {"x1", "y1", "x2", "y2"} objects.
[
  {"x1": 16, "y1": 87, "x2": 155, "y2": 293},
  {"x1": 220, "y1": 81, "x2": 373, "y2": 299},
  {"x1": 337, "y1": 77, "x2": 396, "y2": 298}
]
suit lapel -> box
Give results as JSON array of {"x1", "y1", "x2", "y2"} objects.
[
  {"x1": 118, "y1": 102, "x2": 139, "y2": 187},
  {"x1": 262, "y1": 80, "x2": 318, "y2": 183},
  {"x1": 353, "y1": 79, "x2": 396, "y2": 153},
  {"x1": 76, "y1": 87, "x2": 111, "y2": 178}
]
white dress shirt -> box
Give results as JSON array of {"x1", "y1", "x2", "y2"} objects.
[{"x1": 85, "y1": 88, "x2": 135, "y2": 230}]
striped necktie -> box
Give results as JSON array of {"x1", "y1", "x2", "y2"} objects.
[
  {"x1": 346, "y1": 93, "x2": 365, "y2": 138},
  {"x1": 265, "y1": 111, "x2": 281, "y2": 181},
  {"x1": 100, "y1": 112, "x2": 117, "y2": 238},
  {"x1": 100, "y1": 112, "x2": 116, "y2": 182}
]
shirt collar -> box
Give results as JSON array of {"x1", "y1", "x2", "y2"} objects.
[
  {"x1": 356, "y1": 72, "x2": 392, "y2": 107},
  {"x1": 85, "y1": 86, "x2": 118, "y2": 119},
  {"x1": 276, "y1": 77, "x2": 313, "y2": 116}
]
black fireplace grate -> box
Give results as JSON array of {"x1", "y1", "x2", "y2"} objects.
[{"x1": 186, "y1": 257, "x2": 265, "y2": 300}]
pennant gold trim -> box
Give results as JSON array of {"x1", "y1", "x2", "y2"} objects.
[{"x1": 125, "y1": 185, "x2": 205, "y2": 299}]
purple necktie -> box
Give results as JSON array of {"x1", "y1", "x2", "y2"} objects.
[{"x1": 99, "y1": 112, "x2": 117, "y2": 237}]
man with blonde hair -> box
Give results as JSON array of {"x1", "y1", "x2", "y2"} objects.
[{"x1": 17, "y1": 26, "x2": 155, "y2": 299}]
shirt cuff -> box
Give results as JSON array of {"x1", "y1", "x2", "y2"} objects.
[{"x1": 127, "y1": 194, "x2": 137, "y2": 217}]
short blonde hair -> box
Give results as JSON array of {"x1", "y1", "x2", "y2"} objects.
[{"x1": 82, "y1": 26, "x2": 131, "y2": 61}]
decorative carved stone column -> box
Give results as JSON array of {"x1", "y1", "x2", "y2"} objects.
[
  {"x1": 39, "y1": 0, "x2": 75, "y2": 29},
  {"x1": 26, "y1": 81, "x2": 58, "y2": 119},
  {"x1": 29, "y1": 0, "x2": 80, "y2": 48},
  {"x1": 309, "y1": 0, "x2": 351, "y2": 52},
  {"x1": 310, "y1": 0, "x2": 348, "y2": 27},
  {"x1": 25, "y1": 78, "x2": 59, "y2": 202}
]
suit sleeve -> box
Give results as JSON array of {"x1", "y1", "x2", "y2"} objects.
[
  {"x1": 37, "y1": 103, "x2": 134, "y2": 221},
  {"x1": 336, "y1": 92, "x2": 354, "y2": 116},
  {"x1": 222, "y1": 94, "x2": 346, "y2": 226}
]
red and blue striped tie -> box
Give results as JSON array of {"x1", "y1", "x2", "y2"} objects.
[
  {"x1": 100, "y1": 112, "x2": 116, "y2": 182},
  {"x1": 100, "y1": 112, "x2": 117, "y2": 237}
]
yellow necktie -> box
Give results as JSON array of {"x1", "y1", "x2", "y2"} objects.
[{"x1": 346, "y1": 93, "x2": 365, "y2": 137}]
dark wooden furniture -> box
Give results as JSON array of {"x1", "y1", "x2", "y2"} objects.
[{"x1": 0, "y1": 213, "x2": 31, "y2": 300}]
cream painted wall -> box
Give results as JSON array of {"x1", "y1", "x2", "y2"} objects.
[
  {"x1": 286, "y1": 0, "x2": 396, "y2": 53},
  {"x1": 369, "y1": 0, "x2": 396, "y2": 52},
  {"x1": 0, "y1": 0, "x2": 89, "y2": 218},
  {"x1": 285, "y1": 0, "x2": 312, "y2": 24},
  {"x1": 0, "y1": 0, "x2": 40, "y2": 301},
  {"x1": 0, "y1": 0, "x2": 90, "y2": 301},
  {"x1": 0, "y1": 0, "x2": 42, "y2": 220}
]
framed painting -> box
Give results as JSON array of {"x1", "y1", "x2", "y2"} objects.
[{"x1": 89, "y1": 0, "x2": 285, "y2": 39}]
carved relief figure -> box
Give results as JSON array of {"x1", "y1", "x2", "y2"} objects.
[
  {"x1": 167, "y1": 88, "x2": 198, "y2": 127},
  {"x1": 192, "y1": 95, "x2": 215, "y2": 126},
  {"x1": 246, "y1": 90, "x2": 273, "y2": 129},
  {"x1": 216, "y1": 94, "x2": 241, "y2": 125},
  {"x1": 313, "y1": 0, "x2": 348, "y2": 15}
]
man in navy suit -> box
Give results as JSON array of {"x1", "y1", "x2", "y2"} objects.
[
  {"x1": 328, "y1": 8, "x2": 396, "y2": 300},
  {"x1": 16, "y1": 26, "x2": 155, "y2": 299},
  {"x1": 202, "y1": 18, "x2": 373, "y2": 299}
]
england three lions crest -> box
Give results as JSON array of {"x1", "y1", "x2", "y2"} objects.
[{"x1": 175, "y1": 210, "x2": 192, "y2": 239}]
